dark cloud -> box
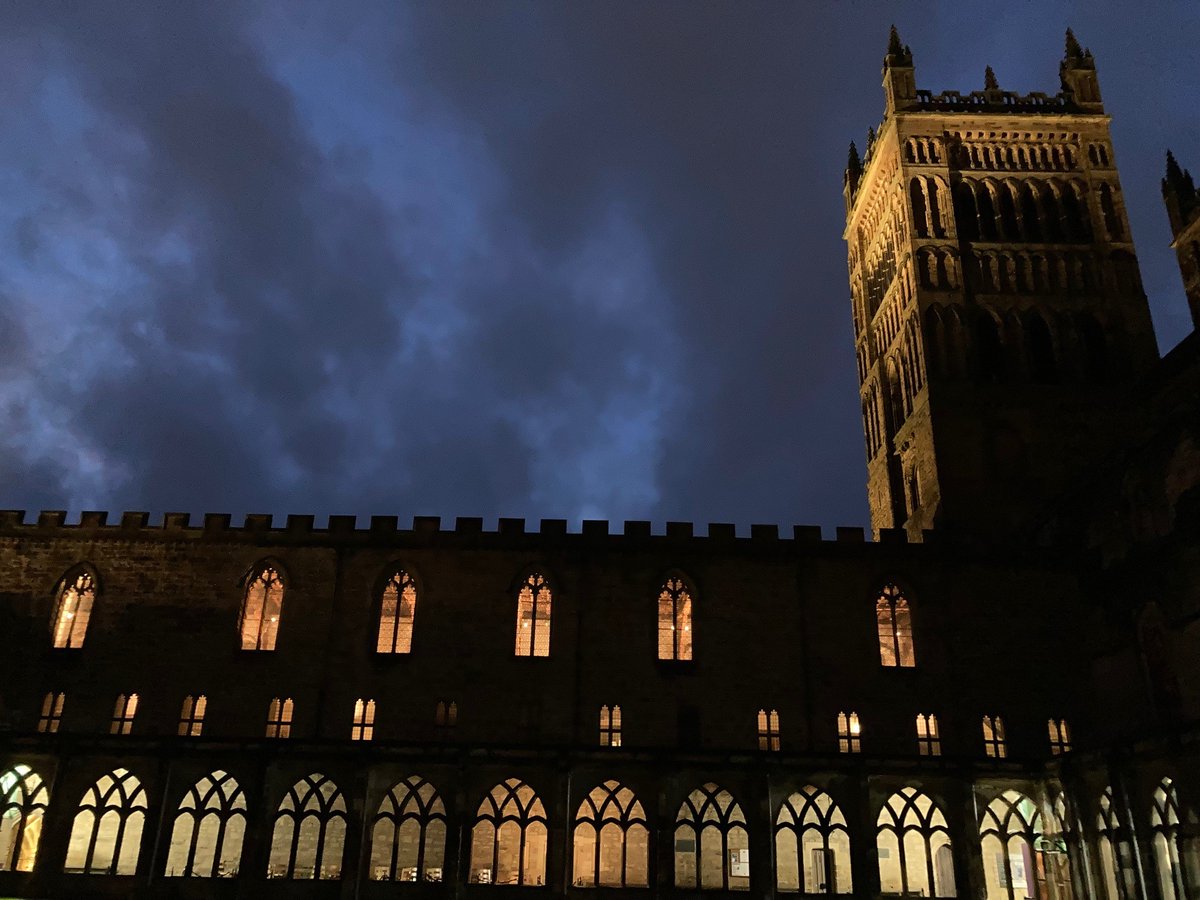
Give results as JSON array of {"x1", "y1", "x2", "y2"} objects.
[{"x1": 0, "y1": 1, "x2": 1196, "y2": 529}]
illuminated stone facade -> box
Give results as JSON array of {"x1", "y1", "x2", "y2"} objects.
[{"x1": 1, "y1": 27, "x2": 1199, "y2": 900}]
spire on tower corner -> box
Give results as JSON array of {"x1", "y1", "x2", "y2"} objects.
[
  {"x1": 1065, "y1": 28, "x2": 1083, "y2": 60},
  {"x1": 847, "y1": 141, "x2": 862, "y2": 174},
  {"x1": 984, "y1": 66, "x2": 998, "y2": 91},
  {"x1": 887, "y1": 25, "x2": 903, "y2": 57},
  {"x1": 884, "y1": 25, "x2": 913, "y2": 67}
]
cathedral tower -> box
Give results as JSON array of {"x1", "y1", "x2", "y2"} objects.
[{"x1": 844, "y1": 28, "x2": 1158, "y2": 540}]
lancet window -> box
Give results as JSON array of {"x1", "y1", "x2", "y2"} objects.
[
  {"x1": 775, "y1": 786, "x2": 853, "y2": 894},
  {"x1": 64, "y1": 768, "x2": 148, "y2": 875},
  {"x1": 572, "y1": 780, "x2": 649, "y2": 888},
  {"x1": 674, "y1": 783, "x2": 750, "y2": 891},
  {"x1": 351, "y1": 698, "x2": 376, "y2": 741},
  {"x1": 435, "y1": 700, "x2": 458, "y2": 738},
  {"x1": 1048, "y1": 718, "x2": 1071, "y2": 755},
  {"x1": 178, "y1": 695, "x2": 207, "y2": 737},
  {"x1": 369, "y1": 775, "x2": 447, "y2": 882},
  {"x1": 51, "y1": 569, "x2": 95, "y2": 648},
  {"x1": 514, "y1": 573, "x2": 552, "y2": 658},
  {"x1": 469, "y1": 778, "x2": 548, "y2": 885},
  {"x1": 377, "y1": 568, "x2": 417, "y2": 654},
  {"x1": 916, "y1": 713, "x2": 941, "y2": 756},
  {"x1": 758, "y1": 709, "x2": 781, "y2": 751},
  {"x1": 37, "y1": 692, "x2": 65, "y2": 733},
  {"x1": 110, "y1": 693, "x2": 138, "y2": 735},
  {"x1": 268, "y1": 773, "x2": 347, "y2": 880},
  {"x1": 0, "y1": 765, "x2": 49, "y2": 872},
  {"x1": 1150, "y1": 778, "x2": 1196, "y2": 900},
  {"x1": 599, "y1": 705, "x2": 622, "y2": 747},
  {"x1": 239, "y1": 564, "x2": 284, "y2": 651},
  {"x1": 266, "y1": 697, "x2": 294, "y2": 739},
  {"x1": 838, "y1": 712, "x2": 861, "y2": 753},
  {"x1": 658, "y1": 576, "x2": 694, "y2": 660},
  {"x1": 876, "y1": 788, "x2": 956, "y2": 897},
  {"x1": 1096, "y1": 786, "x2": 1134, "y2": 900},
  {"x1": 876, "y1": 583, "x2": 915, "y2": 667},
  {"x1": 979, "y1": 790, "x2": 1043, "y2": 900},
  {"x1": 164, "y1": 770, "x2": 246, "y2": 878},
  {"x1": 982, "y1": 715, "x2": 1006, "y2": 758}
]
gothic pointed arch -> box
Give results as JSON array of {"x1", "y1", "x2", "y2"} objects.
[
  {"x1": 64, "y1": 768, "x2": 148, "y2": 875},
  {"x1": 572, "y1": 780, "x2": 649, "y2": 887},
  {"x1": 1149, "y1": 777, "x2": 1197, "y2": 900},
  {"x1": 875, "y1": 582, "x2": 915, "y2": 667},
  {"x1": 775, "y1": 785, "x2": 853, "y2": 893},
  {"x1": 876, "y1": 787, "x2": 955, "y2": 897},
  {"x1": 50, "y1": 564, "x2": 98, "y2": 649},
  {"x1": 164, "y1": 770, "x2": 247, "y2": 878},
  {"x1": 978, "y1": 790, "x2": 1043, "y2": 900},
  {"x1": 513, "y1": 569, "x2": 553, "y2": 658},
  {"x1": 674, "y1": 782, "x2": 750, "y2": 891},
  {"x1": 0, "y1": 764, "x2": 50, "y2": 872},
  {"x1": 376, "y1": 563, "x2": 419, "y2": 654},
  {"x1": 658, "y1": 571, "x2": 696, "y2": 661},
  {"x1": 469, "y1": 778, "x2": 548, "y2": 885},
  {"x1": 239, "y1": 559, "x2": 286, "y2": 651},
  {"x1": 267, "y1": 773, "x2": 347, "y2": 880},
  {"x1": 369, "y1": 775, "x2": 447, "y2": 882},
  {"x1": 1096, "y1": 786, "x2": 1132, "y2": 900}
]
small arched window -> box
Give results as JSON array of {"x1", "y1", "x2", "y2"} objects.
[
  {"x1": 377, "y1": 569, "x2": 417, "y2": 654},
  {"x1": 266, "y1": 698, "x2": 294, "y2": 739},
  {"x1": 775, "y1": 786, "x2": 852, "y2": 893},
  {"x1": 110, "y1": 693, "x2": 139, "y2": 735},
  {"x1": 514, "y1": 573, "x2": 552, "y2": 658},
  {"x1": 1048, "y1": 718, "x2": 1071, "y2": 755},
  {"x1": 164, "y1": 770, "x2": 246, "y2": 878},
  {"x1": 757, "y1": 709, "x2": 781, "y2": 751},
  {"x1": 64, "y1": 768, "x2": 148, "y2": 875},
  {"x1": 37, "y1": 692, "x2": 65, "y2": 733},
  {"x1": 876, "y1": 583, "x2": 915, "y2": 667},
  {"x1": 1150, "y1": 778, "x2": 1194, "y2": 900},
  {"x1": 674, "y1": 783, "x2": 750, "y2": 891},
  {"x1": 0, "y1": 765, "x2": 49, "y2": 872},
  {"x1": 268, "y1": 773, "x2": 347, "y2": 880},
  {"x1": 178, "y1": 695, "x2": 207, "y2": 737},
  {"x1": 51, "y1": 569, "x2": 95, "y2": 649},
  {"x1": 435, "y1": 700, "x2": 458, "y2": 738},
  {"x1": 239, "y1": 565, "x2": 284, "y2": 651},
  {"x1": 657, "y1": 576, "x2": 694, "y2": 661},
  {"x1": 837, "y1": 712, "x2": 861, "y2": 753},
  {"x1": 982, "y1": 715, "x2": 1006, "y2": 758},
  {"x1": 369, "y1": 775, "x2": 447, "y2": 883},
  {"x1": 599, "y1": 705, "x2": 622, "y2": 747},
  {"x1": 469, "y1": 778, "x2": 548, "y2": 885},
  {"x1": 572, "y1": 780, "x2": 649, "y2": 887},
  {"x1": 979, "y1": 790, "x2": 1043, "y2": 900},
  {"x1": 915, "y1": 713, "x2": 941, "y2": 756},
  {"x1": 351, "y1": 699, "x2": 376, "y2": 741},
  {"x1": 876, "y1": 788, "x2": 956, "y2": 897},
  {"x1": 1100, "y1": 184, "x2": 1123, "y2": 239}
]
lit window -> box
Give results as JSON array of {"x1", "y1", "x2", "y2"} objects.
[
  {"x1": 1096, "y1": 786, "x2": 1132, "y2": 900},
  {"x1": 572, "y1": 780, "x2": 649, "y2": 887},
  {"x1": 377, "y1": 569, "x2": 416, "y2": 654},
  {"x1": 916, "y1": 714, "x2": 941, "y2": 756},
  {"x1": 51, "y1": 570, "x2": 95, "y2": 649},
  {"x1": 876, "y1": 788, "x2": 956, "y2": 897},
  {"x1": 1150, "y1": 778, "x2": 1188, "y2": 900},
  {"x1": 351, "y1": 699, "x2": 376, "y2": 741},
  {"x1": 110, "y1": 694, "x2": 139, "y2": 736},
  {"x1": 0, "y1": 765, "x2": 49, "y2": 873},
  {"x1": 37, "y1": 692, "x2": 65, "y2": 733},
  {"x1": 369, "y1": 775, "x2": 447, "y2": 882},
  {"x1": 757, "y1": 709, "x2": 781, "y2": 752},
  {"x1": 1048, "y1": 718, "x2": 1071, "y2": 755},
  {"x1": 657, "y1": 576, "x2": 694, "y2": 661},
  {"x1": 674, "y1": 783, "x2": 750, "y2": 891},
  {"x1": 982, "y1": 715, "x2": 1006, "y2": 758},
  {"x1": 268, "y1": 773, "x2": 347, "y2": 880},
  {"x1": 876, "y1": 583, "x2": 916, "y2": 667},
  {"x1": 435, "y1": 701, "x2": 458, "y2": 738},
  {"x1": 514, "y1": 572, "x2": 552, "y2": 657},
  {"x1": 266, "y1": 698, "x2": 294, "y2": 739},
  {"x1": 164, "y1": 770, "x2": 246, "y2": 878},
  {"x1": 64, "y1": 768, "x2": 148, "y2": 875},
  {"x1": 837, "y1": 712, "x2": 861, "y2": 754},
  {"x1": 178, "y1": 695, "x2": 207, "y2": 737},
  {"x1": 775, "y1": 786, "x2": 853, "y2": 894},
  {"x1": 239, "y1": 565, "x2": 284, "y2": 651},
  {"x1": 979, "y1": 791, "x2": 1044, "y2": 900},
  {"x1": 599, "y1": 705, "x2": 622, "y2": 747},
  {"x1": 470, "y1": 778, "x2": 548, "y2": 885}
]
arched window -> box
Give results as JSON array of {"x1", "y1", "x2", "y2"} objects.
[
  {"x1": 674, "y1": 783, "x2": 750, "y2": 891},
  {"x1": 37, "y1": 692, "x2": 65, "y2": 733},
  {"x1": 514, "y1": 573, "x2": 552, "y2": 658},
  {"x1": 1048, "y1": 718, "x2": 1071, "y2": 755},
  {"x1": 64, "y1": 768, "x2": 148, "y2": 875},
  {"x1": 976, "y1": 312, "x2": 1005, "y2": 381},
  {"x1": 266, "y1": 697, "x2": 294, "y2": 739},
  {"x1": 435, "y1": 700, "x2": 458, "y2": 738},
  {"x1": 572, "y1": 780, "x2": 649, "y2": 887},
  {"x1": 911, "y1": 178, "x2": 929, "y2": 238},
  {"x1": 268, "y1": 773, "x2": 347, "y2": 880},
  {"x1": 178, "y1": 695, "x2": 207, "y2": 737},
  {"x1": 775, "y1": 786, "x2": 852, "y2": 894},
  {"x1": 351, "y1": 699, "x2": 376, "y2": 741},
  {"x1": 657, "y1": 576, "x2": 694, "y2": 661},
  {"x1": 51, "y1": 569, "x2": 95, "y2": 648},
  {"x1": 377, "y1": 569, "x2": 417, "y2": 654},
  {"x1": 469, "y1": 778, "x2": 548, "y2": 885},
  {"x1": 369, "y1": 775, "x2": 447, "y2": 882},
  {"x1": 877, "y1": 788, "x2": 956, "y2": 897},
  {"x1": 954, "y1": 183, "x2": 980, "y2": 242},
  {"x1": 1100, "y1": 184, "x2": 1123, "y2": 239},
  {"x1": 110, "y1": 693, "x2": 139, "y2": 735},
  {"x1": 757, "y1": 709, "x2": 781, "y2": 751},
  {"x1": 876, "y1": 583, "x2": 915, "y2": 667},
  {"x1": 998, "y1": 186, "x2": 1020, "y2": 240},
  {"x1": 982, "y1": 715, "x2": 1006, "y2": 758},
  {"x1": 239, "y1": 565, "x2": 284, "y2": 651},
  {"x1": 0, "y1": 765, "x2": 49, "y2": 872},
  {"x1": 1019, "y1": 185, "x2": 1042, "y2": 241},
  {"x1": 1027, "y1": 314, "x2": 1057, "y2": 383},
  {"x1": 1150, "y1": 778, "x2": 1195, "y2": 900},
  {"x1": 977, "y1": 185, "x2": 998, "y2": 241},
  {"x1": 979, "y1": 790, "x2": 1043, "y2": 900},
  {"x1": 600, "y1": 705, "x2": 622, "y2": 747},
  {"x1": 916, "y1": 714, "x2": 941, "y2": 756},
  {"x1": 1096, "y1": 787, "x2": 1132, "y2": 900},
  {"x1": 837, "y1": 712, "x2": 862, "y2": 753},
  {"x1": 164, "y1": 770, "x2": 246, "y2": 878}
]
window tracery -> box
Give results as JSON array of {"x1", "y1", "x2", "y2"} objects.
[
  {"x1": 674, "y1": 783, "x2": 750, "y2": 891},
  {"x1": 775, "y1": 785, "x2": 852, "y2": 893},
  {"x1": 239, "y1": 565, "x2": 284, "y2": 651},
  {"x1": 657, "y1": 576, "x2": 694, "y2": 661},
  {"x1": 164, "y1": 770, "x2": 246, "y2": 878},
  {"x1": 1149, "y1": 777, "x2": 1196, "y2": 900},
  {"x1": 64, "y1": 768, "x2": 148, "y2": 875},
  {"x1": 979, "y1": 790, "x2": 1043, "y2": 900},
  {"x1": 572, "y1": 780, "x2": 649, "y2": 887},
  {"x1": 876, "y1": 788, "x2": 956, "y2": 897},
  {"x1": 1096, "y1": 786, "x2": 1134, "y2": 900},
  {"x1": 469, "y1": 778, "x2": 548, "y2": 885},
  {"x1": 876, "y1": 583, "x2": 915, "y2": 667},
  {"x1": 377, "y1": 568, "x2": 417, "y2": 654},
  {"x1": 514, "y1": 573, "x2": 552, "y2": 658},
  {"x1": 268, "y1": 773, "x2": 347, "y2": 880},
  {"x1": 51, "y1": 569, "x2": 95, "y2": 649},
  {"x1": 369, "y1": 775, "x2": 447, "y2": 882},
  {"x1": 0, "y1": 765, "x2": 49, "y2": 872}
]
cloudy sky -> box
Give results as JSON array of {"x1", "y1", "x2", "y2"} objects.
[{"x1": 0, "y1": 1, "x2": 1196, "y2": 531}]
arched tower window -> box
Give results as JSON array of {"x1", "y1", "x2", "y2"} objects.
[
  {"x1": 268, "y1": 773, "x2": 347, "y2": 880},
  {"x1": 164, "y1": 771, "x2": 246, "y2": 878},
  {"x1": 369, "y1": 775, "x2": 447, "y2": 883},
  {"x1": 775, "y1": 786, "x2": 853, "y2": 894},
  {"x1": 954, "y1": 182, "x2": 980, "y2": 242},
  {"x1": 469, "y1": 778, "x2": 548, "y2": 885},
  {"x1": 1027, "y1": 314, "x2": 1057, "y2": 383},
  {"x1": 976, "y1": 312, "x2": 1005, "y2": 382},
  {"x1": 51, "y1": 569, "x2": 95, "y2": 649},
  {"x1": 979, "y1": 790, "x2": 1043, "y2": 900},
  {"x1": 674, "y1": 783, "x2": 750, "y2": 891},
  {"x1": 64, "y1": 768, "x2": 148, "y2": 875},
  {"x1": 876, "y1": 583, "x2": 915, "y2": 667},
  {"x1": 1100, "y1": 184, "x2": 1124, "y2": 239},
  {"x1": 1150, "y1": 778, "x2": 1195, "y2": 900},
  {"x1": 514, "y1": 573, "x2": 552, "y2": 658},
  {"x1": 657, "y1": 576, "x2": 694, "y2": 661},
  {"x1": 572, "y1": 780, "x2": 649, "y2": 888},
  {"x1": 239, "y1": 565, "x2": 284, "y2": 651},
  {"x1": 876, "y1": 788, "x2": 956, "y2": 897},
  {"x1": 0, "y1": 765, "x2": 49, "y2": 872},
  {"x1": 377, "y1": 569, "x2": 417, "y2": 654},
  {"x1": 911, "y1": 178, "x2": 929, "y2": 238}
]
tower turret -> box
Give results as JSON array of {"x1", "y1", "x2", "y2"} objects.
[
  {"x1": 882, "y1": 25, "x2": 916, "y2": 116},
  {"x1": 1162, "y1": 151, "x2": 1200, "y2": 328},
  {"x1": 1059, "y1": 28, "x2": 1103, "y2": 110}
]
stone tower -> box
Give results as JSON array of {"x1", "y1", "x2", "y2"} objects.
[
  {"x1": 1163, "y1": 151, "x2": 1200, "y2": 328},
  {"x1": 843, "y1": 28, "x2": 1159, "y2": 541}
]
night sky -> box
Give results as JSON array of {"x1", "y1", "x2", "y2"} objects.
[{"x1": 1, "y1": 2, "x2": 1197, "y2": 532}]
